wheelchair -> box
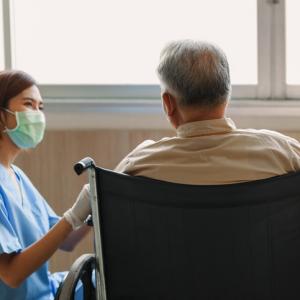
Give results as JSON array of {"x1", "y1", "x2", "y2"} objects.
[{"x1": 56, "y1": 157, "x2": 300, "y2": 300}]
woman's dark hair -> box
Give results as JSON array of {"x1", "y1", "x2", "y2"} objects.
[{"x1": 0, "y1": 70, "x2": 37, "y2": 109}]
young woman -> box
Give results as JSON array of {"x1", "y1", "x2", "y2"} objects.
[{"x1": 0, "y1": 70, "x2": 91, "y2": 299}]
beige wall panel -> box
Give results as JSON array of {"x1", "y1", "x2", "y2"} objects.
[{"x1": 281, "y1": 131, "x2": 300, "y2": 140}]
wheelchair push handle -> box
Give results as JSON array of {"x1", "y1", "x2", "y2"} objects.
[{"x1": 74, "y1": 157, "x2": 95, "y2": 175}]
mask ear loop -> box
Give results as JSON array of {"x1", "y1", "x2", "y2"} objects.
[{"x1": 0, "y1": 108, "x2": 16, "y2": 132}]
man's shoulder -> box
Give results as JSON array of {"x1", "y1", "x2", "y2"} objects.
[
  {"x1": 134, "y1": 136, "x2": 177, "y2": 150},
  {"x1": 235, "y1": 127, "x2": 299, "y2": 144},
  {"x1": 134, "y1": 139, "x2": 156, "y2": 150},
  {"x1": 121, "y1": 136, "x2": 178, "y2": 163}
]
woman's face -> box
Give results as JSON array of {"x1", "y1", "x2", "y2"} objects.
[{"x1": 5, "y1": 85, "x2": 44, "y2": 130}]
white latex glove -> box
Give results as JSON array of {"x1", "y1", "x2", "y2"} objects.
[{"x1": 63, "y1": 184, "x2": 91, "y2": 230}]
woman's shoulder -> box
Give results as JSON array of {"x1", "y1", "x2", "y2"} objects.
[
  {"x1": 11, "y1": 165, "x2": 30, "y2": 181},
  {"x1": 11, "y1": 165, "x2": 39, "y2": 193}
]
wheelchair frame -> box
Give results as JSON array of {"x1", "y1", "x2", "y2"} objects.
[{"x1": 74, "y1": 157, "x2": 107, "y2": 300}]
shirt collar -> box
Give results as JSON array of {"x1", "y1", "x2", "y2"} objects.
[
  {"x1": 176, "y1": 117, "x2": 236, "y2": 138},
  {"x1": 0, "y1": 163, "x2": 21, "y2": 179},
  {"x1": 0, "y1": 163, "x2": 9, "y2": 181}
]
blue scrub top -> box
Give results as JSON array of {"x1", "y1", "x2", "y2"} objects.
[{"x1": 0, "y1": 164, "x2": 65, "y2": 300}]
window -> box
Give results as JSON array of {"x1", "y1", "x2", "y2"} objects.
[
  {"x1": 13, "y1": 0, "x2": 257, "y2": 86},
  {"x1": 1, "y1": 0, "x2": 297, "y2": 100},
  {"x1": 285, "y1": 0, "x2": 300, "y2": 99},
  {"x1": 286, "y1": 0, "x2": 299, "y2": 85}
]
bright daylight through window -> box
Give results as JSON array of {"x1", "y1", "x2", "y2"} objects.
[
  {"x1": 13, "y1": 0, "x2": 257, "y2": 85},
  {"x1": 286, "y1": 0, "x2": 300, "y2": 85}
]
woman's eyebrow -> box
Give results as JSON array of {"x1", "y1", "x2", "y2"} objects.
[
  {"x1": 22, "y1": 97, "x2": 44, "y2": 104},
  {"x1": 22, "y1": 97, "x2": 35, "y2": 101}
]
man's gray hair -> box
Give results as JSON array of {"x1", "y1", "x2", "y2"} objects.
[{"x1": 157, "y1": 40, "x2": 231, "y2": 107}]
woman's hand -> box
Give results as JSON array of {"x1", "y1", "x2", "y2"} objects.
[{"x1": 63, "y1": 184, "x2": 91, "y2": 230}]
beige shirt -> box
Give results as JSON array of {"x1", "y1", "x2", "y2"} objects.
[{"x1": 115, "y1": 118, "x2": 300, "y2": 185}]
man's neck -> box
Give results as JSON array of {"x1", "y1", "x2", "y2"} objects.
[{"x1": 174, "y1": 105, "x2": 227, "y2": 129}]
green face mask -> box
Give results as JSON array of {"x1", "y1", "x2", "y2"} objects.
[{"x1": 4, "y1": 109, "x2": 46, "y2": 149}]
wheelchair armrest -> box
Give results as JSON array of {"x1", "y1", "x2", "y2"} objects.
[{"x1": 55, "y1": 253, "x2": 96, "y2": 300}]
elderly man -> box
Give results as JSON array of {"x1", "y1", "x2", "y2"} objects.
[{"x1": 115, "y1": 40, "x2": 300, "y2": 184}]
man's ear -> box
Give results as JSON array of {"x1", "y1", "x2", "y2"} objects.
[{"x1": 162, "y1": 92, "x2": 176, "y2": 117}]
